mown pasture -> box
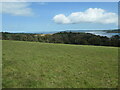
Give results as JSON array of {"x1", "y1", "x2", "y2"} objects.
[{"x1": 2, "y1": 40, "x2": 118, "y2": 88}]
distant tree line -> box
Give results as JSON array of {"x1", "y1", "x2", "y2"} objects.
[{"x1": 1, "y1": 32, "x2": 120, "y2": 47}]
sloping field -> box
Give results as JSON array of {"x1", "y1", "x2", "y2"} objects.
[{"x1": 2, "y1": 40, "x2": 118, "y2": 88}]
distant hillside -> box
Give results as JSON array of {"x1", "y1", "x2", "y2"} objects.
[
  {"x1": 64, "y1": 29, "x2": 120, "y2": 33},
  {"x1": 2, "y1": 32, "x2": 120, "y2": 47},
  {"x1": 104, "y1": 29, "x2": 120, "y2": 33}
]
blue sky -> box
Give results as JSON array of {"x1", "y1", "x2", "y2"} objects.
[{"x1": 2, "y1": 2, "x2": 118, "y2": 33}]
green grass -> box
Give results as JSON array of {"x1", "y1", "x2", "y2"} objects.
[{"x1": 2, "y1": 40, "x2": 118, "y2": 88}]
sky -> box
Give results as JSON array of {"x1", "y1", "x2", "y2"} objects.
[{"x1": 1, "y1": 2, "x2": 118, "y2": 33}]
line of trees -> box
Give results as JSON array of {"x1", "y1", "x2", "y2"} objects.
[{"x1": 1, "y1": 32, "x2": 120, "y2": 47}]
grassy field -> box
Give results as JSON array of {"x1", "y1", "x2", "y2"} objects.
[{"x1": 2, "y1": 40, "x2": 118, "y2": 88}]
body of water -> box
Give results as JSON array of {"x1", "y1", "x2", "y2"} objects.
[
  {"x1": 85, "y1": 31, "x2": 119, "y2": 37},
  {"x1": 65, "y1": 30, "x2": 119, "y2": 37}
]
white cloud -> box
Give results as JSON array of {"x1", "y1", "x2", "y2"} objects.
[
  {"x1": 0, "y1": 2, "x2": 34, "y2": 16},
  {"x1": 53, "y1": 14, "x2": 70, "y2": 24},
  {"x1": 53, "y1": 8, "x2": 118, "y2": 25}
]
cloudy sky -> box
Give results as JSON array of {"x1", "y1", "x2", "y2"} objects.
[{"x1": 1, "y1": 2, "x2": 118, "y2": 33}]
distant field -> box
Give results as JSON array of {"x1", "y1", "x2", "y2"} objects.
[{"x1": 2, "y1": 40, "x2": 118, "y2": 88}]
